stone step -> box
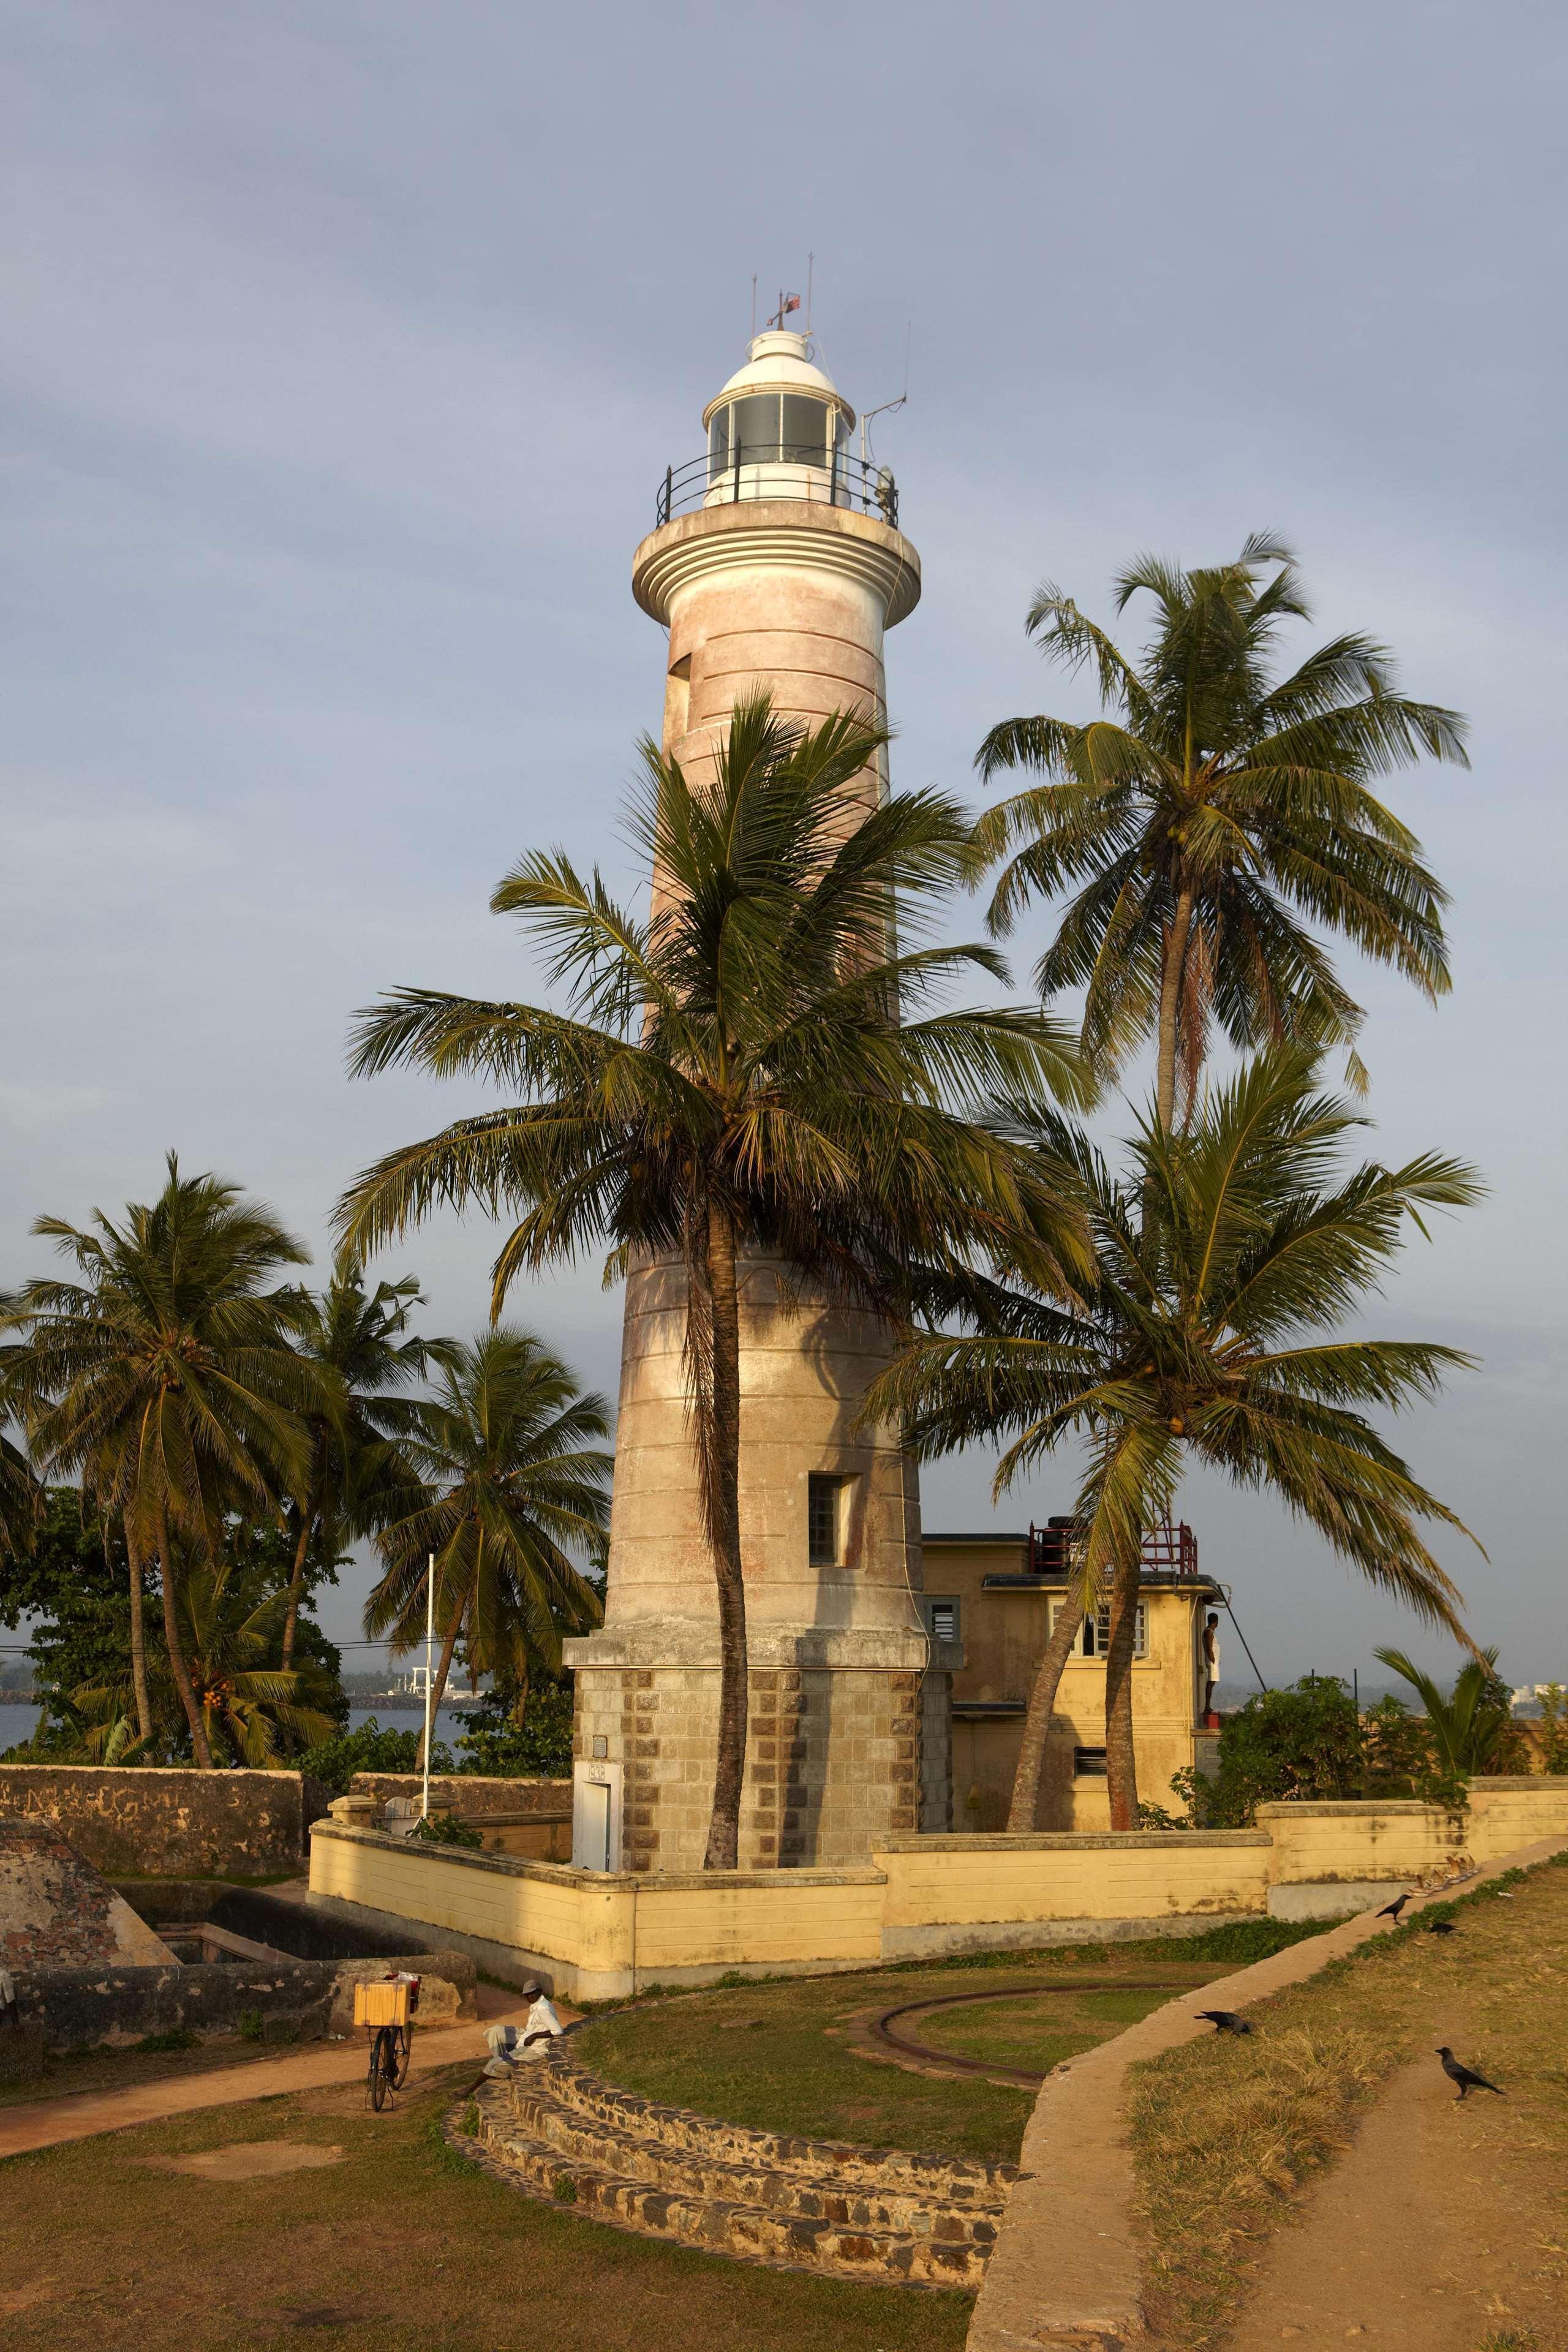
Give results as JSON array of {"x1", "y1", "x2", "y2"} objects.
[
  {"x1": 468, "y1": 2091, "x2": 992, "y2": 2288},
  {"x1": 535, "y1": 2044, "x2": 1017, "y2": 2205},
  {"x1": 509, "y1": 2075, "x2": 1004, "y2": 2243}
]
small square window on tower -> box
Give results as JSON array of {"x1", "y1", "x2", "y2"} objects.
[{"x1": 807, "y1": 1474, "x2": 846, "y2": 1567}]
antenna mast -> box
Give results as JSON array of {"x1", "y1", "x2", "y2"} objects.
[{"x1": 859, "y1": 325, "x2": 913, "y2": 468}]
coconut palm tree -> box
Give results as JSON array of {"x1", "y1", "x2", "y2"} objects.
[
  {"x1": 365, "y1": 1329, "x2": 612, "y2": 1768},
  {"x1": 73, "y1": 1556, "x2": 339, "y2": 1766},
  {"x1": 0, "y1": 1430, "x2": 39, "y2": 1560},
  {"x1": 276, "y1": 1253, "x2": 451, "y2": 1672},
  {"x1": 0, "y1": 1157, "x2": 323, "y2": 1766},
  {"x1": 867, "y1": 1048, "x2": 1483, "y2": 1830},
  {"x1": 974, "y1": 536, "x2": 1468, "y2": 1123},
  {"x1": 338, "y1": 695, "x2": 1087, "y2": 1865},
  {"x1": 1374, "y1": 1644, "x2": 1521, "y2": 1783}
]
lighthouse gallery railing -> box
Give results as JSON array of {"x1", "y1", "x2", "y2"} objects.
[{"x1": 654, "y1": 450, "x2": 899, "y2": 531}]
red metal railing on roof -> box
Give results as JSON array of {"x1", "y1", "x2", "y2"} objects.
[{"x1": 1028, "y1": 1518, "x2": 1200, "y2": 1580}]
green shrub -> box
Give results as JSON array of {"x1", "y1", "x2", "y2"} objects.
[
  {"x1": 300, "y1": 1716, "x2": 453, "y2": 1798},
  {"x1": 1170, "y1": 1676, "x2": 1363, "y2": 1826},
  {"x1": 451, "y1": 1677, "x2": 574, "y2": 1779},
  {"x1": 137, "y1": 2027, "x2": 197, "y2": 2053},
  {"x1": 411, "y1": 1811, "x2": 484, "y2": 1850},
  {"x1": 237, "y1": 2007, "x2": 265, "y2": 2041},
  {"x1": 1535, "y1": 1684, "x2": 1568, "y2": 1775}
]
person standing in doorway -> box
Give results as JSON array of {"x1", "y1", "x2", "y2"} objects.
[{"x1": 1202, "y1": 1612, "x2": 1221, "y2": 1720}]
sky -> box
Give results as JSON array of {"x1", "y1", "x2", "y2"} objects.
[{"x1": 3, "y1": 0, "x2": 1564, "y2": 1688}]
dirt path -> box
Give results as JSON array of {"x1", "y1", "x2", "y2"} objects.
[
  {"x1": 0, "y1": 1982, "x2": 532, "y2": 2162},
  {"x1": 1227, "y1": 1986, "x2": 1562, "y2": 2350}
]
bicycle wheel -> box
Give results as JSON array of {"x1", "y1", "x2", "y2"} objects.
[
  {"x1": 369, "y1": 2027, "x2": 393, "y2": 2111},
  {"x1": 390, "y1": 2024, "x2": 412, "y2": 2089}
]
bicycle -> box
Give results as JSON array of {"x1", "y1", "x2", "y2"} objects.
[{"x1": 356, "y1": 1973, "x2": 420, "y2": 2109}]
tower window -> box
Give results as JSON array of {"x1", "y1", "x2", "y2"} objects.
[
  {"x1": 1073, "y1": 1746, "x2": 1109, "y2": 1779},
  {"x1": 807, "y1": 1475, "x2": 846, "y2": 1567}
]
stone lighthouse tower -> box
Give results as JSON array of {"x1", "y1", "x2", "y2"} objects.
[{"x1": 566, "y1": 328, "x2": 954, "y2": 1874}]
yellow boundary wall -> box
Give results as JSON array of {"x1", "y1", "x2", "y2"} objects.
[{"x1": 309, "y1": 1777, "x2": 1568, "y2": 2000}]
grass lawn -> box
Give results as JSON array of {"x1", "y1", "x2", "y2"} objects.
[
  {"x1": 0, "y1": 2062, "x2": 972, "y2": 2352},
  {"x1": 1128, "y1": 1853, "x2": 1568, "y2": 2349},
  {"x1": 576, "y1": 1920, "x2": 1330, "y2": 2165},
  {"x1": 917, "y1": 1982, "x2": 1176, "y2": 2078}
]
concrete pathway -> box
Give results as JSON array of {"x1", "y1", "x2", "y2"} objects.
[{"x1": 0, "y1": 1983, "x2": 530, "y2": 2162}]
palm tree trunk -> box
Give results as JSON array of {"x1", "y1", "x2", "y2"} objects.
[
  {"x1": 153, "y1": 1499, "x2": 214, "y2": 1769},
  {"x1": 1006, "y1": 1594, "x2": 1085, "y2": 1831},
  {"x1": 1156, "y1": 882, "x2": 1196, "y2": 1127},
  {"x1": 1103, "y1": 1548, "x2": 1142, "y2": 1830},
  {"x1": 702, "y1": 1198, "x2": 748, "y2": 1872},
  {"x1": 509, "y1": 1656, "x2": 530, "y2": 1730},
  {"x1": 280, "y1": 1488, "x2": 314, "y2": 1671},
  {"x1": 121, "y1": 1517, "x2": 154, "y2": 1746}
]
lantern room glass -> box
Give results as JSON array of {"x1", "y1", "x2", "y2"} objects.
[{"x1": 708, "y1": 393, "x2": 842, "y2": 484}]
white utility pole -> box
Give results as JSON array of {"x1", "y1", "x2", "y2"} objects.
[{"x1": 420, "y1": 1551, "x2": 435, "y2": 1822}]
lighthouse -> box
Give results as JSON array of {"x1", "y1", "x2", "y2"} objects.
[{"x1": 565, "y1": 328, "x2": 955, "y2": 1874}]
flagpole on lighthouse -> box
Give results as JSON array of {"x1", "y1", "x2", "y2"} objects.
[{"x1": 420, "y1": 1551, "x2": 435, "y2": 1823}]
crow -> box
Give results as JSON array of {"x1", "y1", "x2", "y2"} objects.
[
  {"x1": 1424, "y1": 1919, "x2": 1459, "y2": 1937},
  {"x1": 1436, "y1": 2047, "x2": 1504, "y2": 2100},
  {"x1": 1196, "y1": 2009, "x2": 1253, "y2": 2035},
  {"x1": 1375, "y1": 1893, "x2": 1410, "y2": 1921}
]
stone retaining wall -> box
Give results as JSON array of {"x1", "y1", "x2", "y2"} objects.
[
  {"x1": 12, "y1": 1946, "x2": 475, "y2": 2052},
  {"x1": 0, "y1": 1765, "x2": 328, "y2": 1877},
  {"x1": 349, "y1": 1773, "x2": 571, "y2": 1817},
  {"x1": 456, "y1": 2038, "x2": 1016, "y2": 2288}
]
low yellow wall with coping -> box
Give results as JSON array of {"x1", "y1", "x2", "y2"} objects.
[
  {"x1": 309, "y1": 1824, "x2": 883, "y2": 1999},
  {"x1": 872, "y1": 1830, "x2": 1272, "y2": 1959},
  {"x1": 1469, "y1": 1777, "x2": 1568, "y2": 1856},
  {"x1": 308, "y1": 1777, "x2": 1568, "y2": 1997},
  {"x1": 1254, "y1": 1801, "x2": 1460, "y2": 1890}
]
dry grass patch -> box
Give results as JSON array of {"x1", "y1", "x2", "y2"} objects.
[{"x1": 1128, "y1": 1853, "x2": 1568, "y2": 2349}]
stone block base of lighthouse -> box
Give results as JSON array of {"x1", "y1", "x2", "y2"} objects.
[
  {"x1": 569, "y1": 1632, "x2": 954, "y2": 1874},
  {"x1": 565, "y1": 1253, "x2": 957, "y2": 1874}
]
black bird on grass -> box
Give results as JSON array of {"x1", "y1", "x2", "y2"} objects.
[
  {"x1": 1376, "y1": 1893, "x2": 1410, "y2": 1921},
  {"x1": 1425, "y1": 1918, "x2": 1459, "y2": 1937},
  {"x1": 1196, "y1": 2010, "x2": 1253, "y2": 2035},
  {"x1": 1436, "y1": 2047, "x2": 1504, "y2": 2100}
]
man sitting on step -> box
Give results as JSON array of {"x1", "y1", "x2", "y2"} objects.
[{"x1": 483, "y1": 1983, "x2": 564, "y2": 2074}]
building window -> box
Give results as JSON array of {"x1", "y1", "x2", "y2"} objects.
[
  {"x1": 807, "y1": 1474, "x2": 846, "y2": 1567},
  {"x1": 1073, "y1": 1746, "x2": 1109, "y2": 1778},
  {"x1": 924, "y1": 1597, "x2": 959, "y2": 1645},
  {"x1": 1052, "y1": 1600, "x2": 1148, "y2": 1659}
]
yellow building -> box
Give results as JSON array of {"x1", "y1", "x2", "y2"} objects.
[{"x1": 921, "y1": 1526, "x2": 1223, "y2": 1831}]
